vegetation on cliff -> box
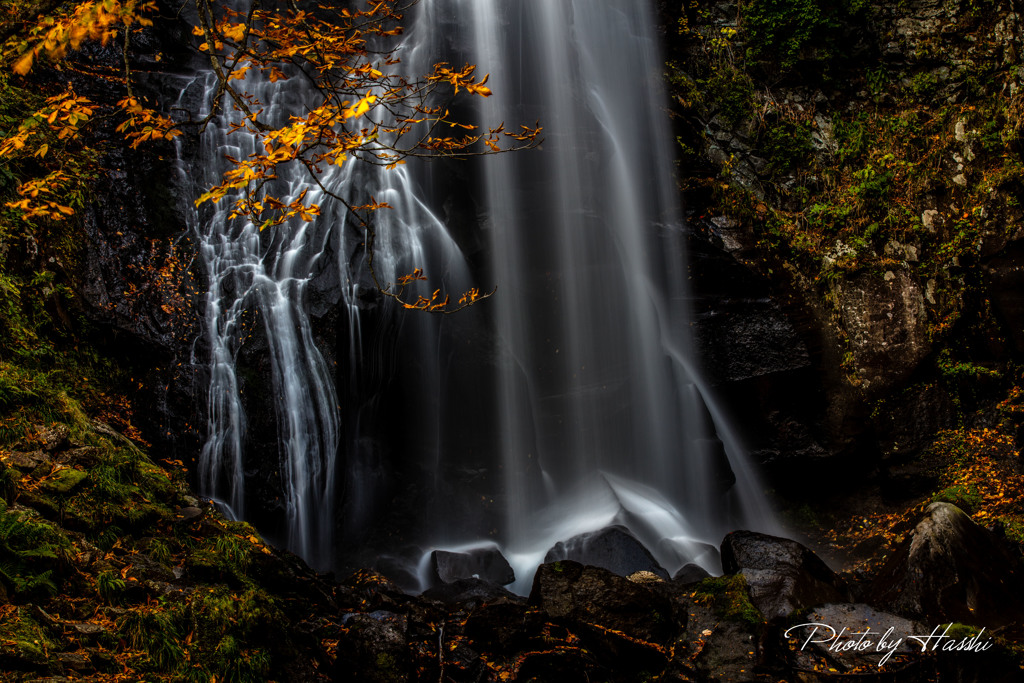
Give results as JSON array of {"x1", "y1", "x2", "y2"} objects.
[{"x1": 666, "y1": 0, "x2": 1024, "y2": 584}]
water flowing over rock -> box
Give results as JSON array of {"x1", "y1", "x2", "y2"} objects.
[
  {"x1": 543, "y1": 525, "x2": 669, "y2": 579},
  {"x1": 869, "y1": 502, "x2": 1024, "y2": 628}
]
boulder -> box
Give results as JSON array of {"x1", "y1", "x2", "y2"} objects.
[
  {"x1": 57, "y1": 447, "x2": 102, "y2": 468},
  {"x1": 171, "y1": 507, "x2": 204, "y2": 524},
  {"x1": 673, "y1": 563, "x2": 712, "y2": 584},
  {"x1": 869, "y1": 502, "x2": 1024, "y2": 627},
  {"x1": 4, "y1": 451, "x2": 50, "y2": 471},
  {"x1": 38, "y1": 423, "x2": 71, "y2": 452},
  {"x1": 721, "y1": 530, "x2": 850, "y2": 620},
  {"x1": 429, "y1": 547, "x2": 515, "y2": 586},
  {"x1": 529, "y1": 561, "x2": 678, "y2": 645},
  {"x1": 421, "y1": 578, "x2": 519, "y2": 606},
  {"x1": 40, "y1": 468, "x2": 87, "y2": 495},
  {"x1": 543, "y1": 525, "x2": 669, "y2": 579},
  {"x1": 335, "y1": 612, "x2": 410, "y2": 683}
]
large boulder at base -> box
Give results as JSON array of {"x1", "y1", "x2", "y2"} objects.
[
  {"x1": 543, "y1": 525, "x2": 669, "y2": 579},
  {"x1": 334, "y1": 611, "x2": 410, "y2": 683},
  {"x1": 421, "y1": 578, "x2": 519, "y2": 606},
  {"x1": 529, "y1": 560, "x2": 678, "y2": 645},
  {"x1": 721, "y1": 530, "x2": 850, "y2": 620},
  {"x1": 464, "y1": 600, "x2": 552, "y2": 656},
  {"x1": 429, "y1": 547, "x2": 515, "y2": 586},
  {"x1": 869, "y1": 502, "x2": 1024, "y2": 627}
]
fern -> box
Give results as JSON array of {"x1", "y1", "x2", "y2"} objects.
[
  {"x1": 97, "y1": 570, "x2": 125, "y2": 604},
  {"x1": 117, "y1": 610, "x2": 184, "y2": 672}
]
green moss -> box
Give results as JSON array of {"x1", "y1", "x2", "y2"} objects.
[
  {"x1": 999, "y1": 516, "x2": 1024, "y2": 544},
  {"x1": 0, "y1": 607, "x2": 60, "y2": 665},
  {"x1": 945, "y1": 622, "x2": 984, "y2": 639},
  {"x1": 375, "y1": 651, "x2": 397, "y2": 672},
  {"x1": 40, "y1": 468, "x2": 87, "y2": 494},
  {"x1": 933, "y1": 482, "x2": 984, "y2": 514},
  {"x1": 0, "y1": 498, "x2": 69, "y2": 598},
  {"x1": 693, "y1": 574, "x2": 764, "y2": 627}
]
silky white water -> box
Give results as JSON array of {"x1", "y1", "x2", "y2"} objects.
[
  {"x1": 412, "y1": 0, "x2": 778, "y2": 592},
  {"x1": 179, "y1": 0, "x2": 778, "y2": 585}
]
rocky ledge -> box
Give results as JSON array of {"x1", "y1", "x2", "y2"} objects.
[{"x1": 2, "y1": 421, "x2": 1022, "y2": 681}]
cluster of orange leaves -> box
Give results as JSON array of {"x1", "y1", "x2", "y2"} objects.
[
  {"x1": 1, "y1": 1, "x2": 180, "y2": 220},
  {"x1": 3, "y1": 0, "x2": 540, "y2": 312},
  {"x1": 10, "y1": 0, "x2": 157, "y2": 75},
  {"x1": 184, "y1": 1, "x2": 540, "y2": 311}
]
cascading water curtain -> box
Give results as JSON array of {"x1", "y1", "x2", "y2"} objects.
[
  {"x1": 177, "y1": 0, "x2": 777, "y2": 581},
  {"x1": 416, "y1": 0, "x2": 780, "y2": 590},
  {"x1": 177, "y1": 0, "x2": 475, "y2": 570},
  {"x1": 180, "y1": 60, "x2": 343, "y2": 567}
]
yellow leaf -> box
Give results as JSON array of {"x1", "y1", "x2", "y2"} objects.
[
  {"x1": 13, "y1": 51, "x2": 34, "y2": 76},
  {"x1": 34, "y1": 144, "x2": 49, "y2": 158}
]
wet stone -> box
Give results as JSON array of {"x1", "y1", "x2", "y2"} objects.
[
  {"x1": 721, "y1": 530, "x2": 850, "y2": 621},
  {"x1": 430, "y1": 547, "x2": 515, "y2": 586},
  {"x1": 4, "y1": 451, "x2": 49, "y2": 471},
  {"x1": 171, "y1": 507, "x2": 204, "y2": 523},
  {"x1": 543, "y1": 525, "x2": 669, "y2": 579},
  {"x1": 71, "y1": 623, "x2": 105, "y2": 637},
  {"x1": 56, "y1": 651, "x2": 92, "y2": 671}
]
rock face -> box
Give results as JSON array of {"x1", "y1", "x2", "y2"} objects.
[
  {"x1": 429, "y1": 547, "x2": 515, "y2": 586},
  {"x1": 543, "y1": 525, "x2": 670, "y2": 579},
  {"x1": 721, "y1": 531, "x2": 850, "y2": 620},
  {"x1": 833, "y1": 270, "x2": 930, "y2": 394},
  {"x1": 869, "y1": 502, "x2": 1024, "y2": 627}
]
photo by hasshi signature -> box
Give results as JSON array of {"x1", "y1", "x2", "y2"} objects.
[{"x1": 785, "y1": 621, "x2": 995, "y2": 667}]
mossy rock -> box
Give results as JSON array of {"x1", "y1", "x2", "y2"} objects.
[
  {"x1": 0, "y1": 607, "x2": 60, "y2": 668},
  {"x1": 40, "y1": 468, "x2": 87, "y2": 494},
  {"x1": 693, "y1": 574, "x2": 765, "y2": 628}
]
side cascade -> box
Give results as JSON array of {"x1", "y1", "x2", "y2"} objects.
[{"x1": 175, "y1": 0, "x2": 472, "y2": 570}]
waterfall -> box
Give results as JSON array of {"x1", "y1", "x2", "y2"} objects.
[
  {"x1": 411, "y1": 0, "x2": 779, "y2": 591},
  {"x1": 177, "y1": 0, "x2": 778, "y2": 583}
]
